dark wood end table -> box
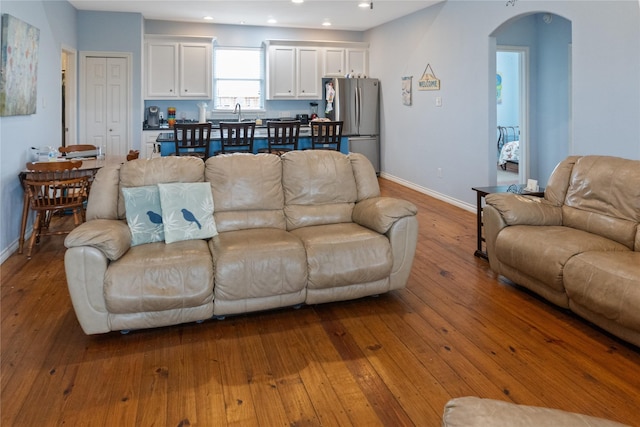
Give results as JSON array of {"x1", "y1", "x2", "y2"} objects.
[{"x1": 471, "y1": 185, "x2": 545, "y2": 259}]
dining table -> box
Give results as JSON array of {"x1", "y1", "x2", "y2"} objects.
[{"x1": 18, "y1": 155, "x2": 126, "y2": 254}]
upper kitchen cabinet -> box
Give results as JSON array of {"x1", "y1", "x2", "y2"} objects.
[
  {"x1": 323, "y1": 48, "x2": 368, "y2": 77},
  {"x1": 145, "y1": 37, "x2": 212, "y2": 99},
  {"x1": 266, "y1": 44, "x2": 321, "y2": 100},
  {"x1": 346, "y1": 48, "x2": 368, "y2": 77}
]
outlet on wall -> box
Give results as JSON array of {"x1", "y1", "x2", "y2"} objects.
[{"x1": 437, "y1": 168, "x2": 443, "y2": 178}]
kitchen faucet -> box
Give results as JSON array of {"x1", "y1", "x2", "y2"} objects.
[{"x1": 233, "y1": 103, "x2": 242, "y2": 122}]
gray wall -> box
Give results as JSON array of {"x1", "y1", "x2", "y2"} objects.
[
  {"x1": 366, "y1": 1, "x2": 639, "y2": 208},
  {"x1": 0, "y1": 0, "x2": 78, "y2": 261}
]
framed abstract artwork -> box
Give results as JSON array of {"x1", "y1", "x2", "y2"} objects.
[{"x1": 0, "y1": 14, "x2": 40, "y2": 116}]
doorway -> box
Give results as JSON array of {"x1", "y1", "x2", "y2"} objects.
[
  {"x1": 491, "y1": 13, "x2": 572, "y2": 188},
  {"x1": 61, "y1": 47, "x2": 77, "y2": 147},
  {"x1": 496, "y1": 46, "x2": 528, "y2": 186},
  {"x1": 79, "y1": 52, "x2": 132, "y2": 157}
]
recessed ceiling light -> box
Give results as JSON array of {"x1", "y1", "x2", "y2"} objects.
[
  {"x1": 267, "y1": 18, "x2": 277, "y2": 24},
  {"x1": 358, "y1": 1, "x2": 370, "y2": 8},
  {"x1": 322, "y1": 21, "x2": 332, "y2": 27},
  {"x1": 203, "y1": 16, "x2": 213, "y2": 20},
  {"x1": 292, "y1": 0, "x2": 304, "y2": 3}
]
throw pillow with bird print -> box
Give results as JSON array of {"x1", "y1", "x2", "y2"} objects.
[
  {"x1": 157, "y1": 182, "x2": 218, "y2": 244},
  {"x1": 122, "y1": 185, "x2": 165, "y2": 246}
]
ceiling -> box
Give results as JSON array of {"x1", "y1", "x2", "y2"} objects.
[{"x1": 67, "y1": 0, "x2": 443, "y2": 32}]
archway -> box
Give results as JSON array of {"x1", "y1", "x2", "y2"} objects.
[{"x1": 490, "y1": 12, "x2": 572, "y2": 187}]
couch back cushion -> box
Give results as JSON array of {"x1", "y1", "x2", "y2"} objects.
[
  {"x1": 282, "y1": 150, "x2": 358, "y2": 230},
  {"x1": 205, "y1": 153, "x2": 285, "y2": 232},
  {"x1": 349, "y1": 152, "x2": 381, "y2": 201},
  {"x1": 562, "y1": 155, "x2": 640, "y2": 250},
  {"x1": 86, "y1": 157, "x2": 204, "y2": 221},
  {"x1": 117, "y1": 157, "x2": 205, "y2": 219}
]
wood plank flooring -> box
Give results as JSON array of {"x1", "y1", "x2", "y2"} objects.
[{"x1": 2, "y1": 178, "x2": 639, "y2": 426}]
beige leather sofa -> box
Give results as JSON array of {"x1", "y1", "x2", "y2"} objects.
[
  {"x1": 442, "y1": 397, "x2": 629, "y2": 426},
  {"x1": 64, "y1": 151, "x2": 418, "y2": 334},
  {"x1": 484, "y1": 155, "x2": 640, "y2": 347}
]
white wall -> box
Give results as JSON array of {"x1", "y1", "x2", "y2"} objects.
[
  {"x1": 0, "y1": 1, "x2": 78, "y2": 261},
  {"x1": 366, "y1": 0, "x2": 640, "y2": 208}
]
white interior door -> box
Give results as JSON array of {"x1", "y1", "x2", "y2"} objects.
[{"x1": 83, "y1": 55, "x2": 129, "y2": 156}]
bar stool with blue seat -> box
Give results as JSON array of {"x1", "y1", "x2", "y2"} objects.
[
  {"x1": 310, "y1": 120, "x2": 343, "y2": 151},
  {"x1": 218, "y1": 121, "x2": 255, "y2": 155},
  {"x1": 259, "y1": 120, "x2": 300, "y2": 155},
  {"x1": 174, "y1": 122, "x2": 212, "y2": 160}
]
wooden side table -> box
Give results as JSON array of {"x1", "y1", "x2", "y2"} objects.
[{"x1": 471, "y1": 185, "x2": 544, "y2": 259}]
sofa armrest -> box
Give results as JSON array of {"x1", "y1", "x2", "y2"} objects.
[
  {"x1": 352, "y1": 197, "x2": 418, "y2": 234},
  {"x1": 485, "y1": 193, "x2": 562, "y2": 226},
  {"x1": 64, "y1": 219, "x2": 131, "y2": 261},
  {"x1": 64, "y1": 246, "x2": 111, "y2": 334}
]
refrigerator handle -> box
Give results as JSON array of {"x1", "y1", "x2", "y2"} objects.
[{"x1": 356, "y1": 86, "x2": 361, "y2": 131}]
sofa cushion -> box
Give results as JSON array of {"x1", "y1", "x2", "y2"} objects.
[
  {"x1": 205, "y1": 153, "x2": 285, "y2": 232},
  {"x1": 209, "y1": 228, "x2": 307, "y2": 304},
  {"x1": 158, "y1": 182, "x2": 217, "y2": 244},
  {"x1": 564, "y1": 251, "x2": 640, "y2": 332},
  {"x1": 118, "y1": 157, "x2": 205, "y2": 219},
  {"x1": 282, "y1": 150, "x2": 357, "y2": 230},
  {"x1": 442, "y1": 396, "x2": 629, "y2": 427},
  {"x1": 104, "y1": 239, "x2": 214, "y2": 314},
  {"x1": 122, "y1": 185, "x2": 165, "y2": 246},
  {"x1": 291, "y1": 222, "x2": 392, "y2": 291},
  {"x1": 562, "y1": 156, "x2": 640, "y2": 249},
  {"x1": 495, "y1": 225, "x2": 630, "y2": 293}
]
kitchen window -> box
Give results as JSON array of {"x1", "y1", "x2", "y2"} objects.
[{"x1": 213, "y1": 46, "x2": 264, "y2": 111}]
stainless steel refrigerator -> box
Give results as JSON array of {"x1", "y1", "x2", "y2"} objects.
[{"x1": 325, "y1": 78, "x2": 380, "y2": 173}]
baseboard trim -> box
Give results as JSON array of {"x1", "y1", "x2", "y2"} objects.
[{"x1": 379, "y1": 172, "x2": 476, "y2": 214}]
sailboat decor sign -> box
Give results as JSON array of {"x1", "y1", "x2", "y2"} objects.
[{"x1": 418, "y1": 63, "x2": 440, "y2": 91}]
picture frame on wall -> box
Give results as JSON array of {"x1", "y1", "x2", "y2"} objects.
[
  {"x1": 402, "y1": 76, "x2": 412, "y2": 106},
  {"x1": 0, "y1": 14, "x2": 40, "y2": 117}
]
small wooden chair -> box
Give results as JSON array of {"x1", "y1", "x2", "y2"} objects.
[
  {"x1": 218, "y1": 122, "x2": 255, "y2": 155},
  {"x1": 126, "y1": 150, "x2": 140, "y2": 161},
  {"x1": 310, "y1": 121, "x2": 343, "y2": 151},
  {"x1": 173, "y1": 123, "x2": 212, "y2": 161},
  {"x1": 23, "y1": 161, "x2": 89, "y2": 258},
  {"x1": 259, "y1": 120, "x2": 300, "y2": 155}
]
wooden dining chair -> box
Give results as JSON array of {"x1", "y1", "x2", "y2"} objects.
[
  {"x1": 23, "y1": 161, "x2": 89, "y2": 258},
  {"x1": 173, "y1": 123, "x2": 212, "y2": 160},
  {"x1": 310, "y1": 121, "x2": 343, "y2": 151},
  {"x1": 218, "y1": 122, "x2": 255, "y2": 155},
  {"x1": 259, "y1": 120, "x2": 300, "y2": 155},
  {"x1": 126, "y1": 150, "x2": 140, "y2": 161}
]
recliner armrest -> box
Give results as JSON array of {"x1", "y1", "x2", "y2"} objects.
[
  {"x1": 485, "y1": 193, "x2": 562, "y2": 226},
  {"x1": 352, "y1": 197, "x2": 418, "y2": 234},
  {"x1": 64, "y1": 219, "x2": 131, "y2": 261}
]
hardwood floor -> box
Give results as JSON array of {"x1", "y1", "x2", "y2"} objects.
[{"x1": 2, "y1": 178, "x2": 639, "y2": 426}]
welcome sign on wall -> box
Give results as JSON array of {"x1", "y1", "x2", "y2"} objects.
[{"x1": 0, "y1": 14, "x2": 40, "y2": 116}]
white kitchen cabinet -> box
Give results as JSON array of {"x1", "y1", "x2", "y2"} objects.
[
  {"x1": 297, "y1": 47, "x2": 321, "y2": 98},
  {"x1": 145, "y1": 38, "x2": 212, "y2": 99},
  {"x1": 267, "y1": 45, "x2": 321, "y2": 100},
  {"x1": 268, "y1": 46, "x2": 296, "y2": 98},
  {"x1": 323, "y1": 48, "x2": 346, "y2": 77},
  {"x1": 180, "y1": 43, "x2": 211, "y2": 98},
  {"x1": 346, "y1": 48, "x2": 368, "y2": 77},
  {"x1": 142, "y1": 130, "x2": 163, "y2": 159}
]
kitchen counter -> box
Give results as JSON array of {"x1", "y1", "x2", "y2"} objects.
[{"x1": 156, "y1": 132, "x2": 348, "y2": 156}]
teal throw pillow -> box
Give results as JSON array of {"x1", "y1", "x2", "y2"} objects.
[
  {"x1": 157, "y1": 182, "x2": 217, "y2": 244},
  {"x1": 122, "y1": 185, "x2": 165, "y2": 246}
]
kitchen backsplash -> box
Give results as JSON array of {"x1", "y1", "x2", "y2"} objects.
[{"x1": 143, "y1": 99, "x2": 323, "y2": 125}]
